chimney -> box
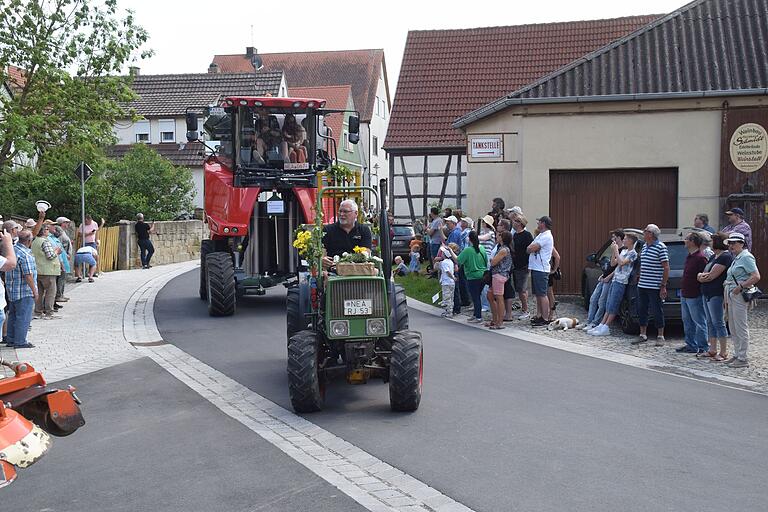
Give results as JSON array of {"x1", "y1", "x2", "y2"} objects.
[
  {"x1": 128, "y1": 66, "x2": 140, "y2": 77},
  {"x1": 246, "y1": 46, "x2": 256, "y2": 58},
  {"x1": 208, "y1": 62, "x2": 220, "y2": 74}
]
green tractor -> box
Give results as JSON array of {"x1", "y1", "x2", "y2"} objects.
[{"x1": 286, "y1": 179, "x2": 423, "y2": 413}]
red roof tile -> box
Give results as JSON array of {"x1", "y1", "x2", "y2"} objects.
[
  {"x1": 212, "y1": 49, "x2": 386, "y2": 122},
  {"x1": 290, "y1": 86, "x2": 354, "y2": 149},
  {"x1": 384, "y1": 15, "x2": 661, "y2": 151},
  {"x1": 5, "y1": 65, "x2": 27, "y2": 94}
]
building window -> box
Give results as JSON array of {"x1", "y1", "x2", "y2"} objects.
[
  {"x1": 372, "y1": 136, "x2": 378, "y2": 156},
  {"x1": 374, "y1": 97, "x2": 380, "y2": 116},
  {"x1": 380, "y1": 98, "x2": 387, "y2": 119},
  {"x1": 134, "y1": 120, "x2": 150, "y2": 143},
  {"x1": 159, "y1": 119, "x2": 175, "y2": 143},
  {"x1": 342, "y1": 131, "x2": 355, "y2": 153}
]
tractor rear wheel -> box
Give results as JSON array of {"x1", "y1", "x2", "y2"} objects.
[
  {"x1": 391, "y1": 284, "x2": 409, "y2": 331},
  {"x1": 199, "y1": 240, "x2": 216, "y2": 300},
  {"x1": 287, "y1": 330, "x2": 324, "y2": 413},
  {"x1": 389, "y1": 330, "x2": 423, "y2": 412},
  {"x1": 206, "y1": 252, "x2": 236, "y2": 317}
]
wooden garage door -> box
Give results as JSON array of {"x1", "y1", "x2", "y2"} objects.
[{"x1": 550, "y1": 169, "x2": 678, "y2": 294}]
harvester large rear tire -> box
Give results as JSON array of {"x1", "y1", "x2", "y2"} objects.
[
  {"x1": 206, "y1": 252, "x2": 236, "y2": 317},
  {"x1": 389, "y1": 330, "x2": 423, "y2": 412},
  {"x1": 391, "y1": 284, "x2": 409, "y2": 331},
  {"x1": 287, "y1": 330, "x2": 324, "y2": 413},
  {"x1": 199, "y1": 240, "x2": 216, "y2": 300}
]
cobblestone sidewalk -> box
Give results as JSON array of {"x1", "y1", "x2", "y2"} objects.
[
  {"x1": 0, "y1": 261, "x2": 197, "y2": 380},
  {"x1": 453, "y1": 295, "x2": 768, "y2": 393}
]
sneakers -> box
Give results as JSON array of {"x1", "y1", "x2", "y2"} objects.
[
  {"x1": 590, "y1": 324, "x2": 610, "y2": 336},
  {"x1": 467, "y1": 317, "x2": 482, "y2": 323},
  {"x1": 675, "y1": 345, "x2": 696, "y2": 353},
  {"x1": 654, "y1": 336, "x2": 665, "y2": 347},
  {"x1": 44, "y1": 314, "x2": 62, "y2": 320},
  {"x1": 57, "y1": 296, "x2": 70, "y2": 302},
  {"x1": 11, "y1": 343, "x2": 35, "y2": 349},
  {"x1": 631, "y1": 334, "x2": 648, "y2": 345},
  {"x1": 517, "y1": 312, "x2": 531, "y2": 321},
  {"x1": 440, "y1": 312, "x2": 453, "y2": 318},
  {"x1": 728, "y1": 359, "x2": 749, "y2": 368},
  {"x1": 577, "y1": 322, "x2": 593, "y2": 331},
  {"x1": 531, "y1": 317, "x2": 548, "y2": 327}
]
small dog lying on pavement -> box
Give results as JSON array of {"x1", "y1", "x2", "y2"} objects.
[{"x1": 547, "y1": 318, "x2": 580, "y2": 331}]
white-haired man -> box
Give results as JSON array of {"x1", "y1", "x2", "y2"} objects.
[
  {"x1": 633, "y1": 223, "x2": 670, "y2": 346},
  {"x1": 322, "y1": 199, "x2": 372, "y2": 266},
  {"x1": 135, "y1": 213, "x2": 156, "y2": 269}
]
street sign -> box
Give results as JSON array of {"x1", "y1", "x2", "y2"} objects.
[{"x1": 74, "y1": 162, "x2": 93, "y2": 182}]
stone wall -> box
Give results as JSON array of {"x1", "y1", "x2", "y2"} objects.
[{"x1": 119, "y1": 220, "x2": 204, "y2": 270}]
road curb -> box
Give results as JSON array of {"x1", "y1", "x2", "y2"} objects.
[{"x1": 406, "y1": 298, "x2": 766, "y2": 395}]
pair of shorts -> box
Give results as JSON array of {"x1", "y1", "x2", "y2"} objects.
[
  {"x1": 491, "y1": 273, "x2": 508, "y2": 296},
  {"x1": 512, "y1": 268, "x2": 529, "y2": 293},
  {"x1": 531, "y1": 270, "x2": 548, "y2": 297},
  {"x1": 75, "y1": 253, "x2": 96, "y2": 267}
]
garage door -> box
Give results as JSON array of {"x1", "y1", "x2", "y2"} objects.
[{"x1": 550, "y1": 169, "x2": 678, "y2": 294}]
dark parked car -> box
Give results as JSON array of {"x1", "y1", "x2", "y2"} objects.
[
  {"x1": 391, "y1": 224, "x2": 416, "y2": 260},
  {"x1": 582, "y1": 229, "x2": 689, "y2": 334}
]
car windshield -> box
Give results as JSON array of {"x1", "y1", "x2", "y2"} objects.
[
  {"x1": 666, "y1": 242, "x2": 687, "y2": 270},
  {"x1": 393, "y1": 226, "x2": 413, "y2": 237}
]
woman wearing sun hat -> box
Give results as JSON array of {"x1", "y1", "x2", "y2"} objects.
[{"x1": 723, "y1": 232, "x2": 761, "y2": 368}]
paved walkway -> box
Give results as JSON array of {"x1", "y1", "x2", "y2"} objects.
[{"x1": 0, "y1": 261, "x2": 197, "y2": 380}]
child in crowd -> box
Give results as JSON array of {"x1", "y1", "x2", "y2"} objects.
[
  {"x1": 438, "y1": 247, "x2": 457, "y2": 317},
  {"x1": 393, "y1": 256, "x2": 410, "y2": 277},
  {"x1": 408, "y1": 239, "x2": 421, "y2": 273}
]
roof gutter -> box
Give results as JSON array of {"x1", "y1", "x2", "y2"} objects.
[{"x1": 453, "y1": 88, "x2": 768, "y2": 129}]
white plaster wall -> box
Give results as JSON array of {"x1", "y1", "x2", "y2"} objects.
[
  {"x1": 367, "y1": 63, "x2": 390, "y2": 185},
  {"x1": 464, "y1": 108, "x2": 722, "y2": 228},
  {"x1": 391, "y1": 154, "x2": 468, "y2": 221}
]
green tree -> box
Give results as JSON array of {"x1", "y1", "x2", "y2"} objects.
[
  {"x1": 0, "y1": 0, "x2": 151, "y2": 171},
  {"x1": 106, "y1": 143, "x2": 195, "y2": 221}
]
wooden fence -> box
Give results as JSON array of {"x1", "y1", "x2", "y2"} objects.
[{"x1": 75, "y1": 225, "x2": 120, "y2": 273}]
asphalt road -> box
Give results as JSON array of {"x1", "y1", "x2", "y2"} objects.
[
  {"x1": 1, "y1": 358, "x2": 366, "y2": 512},
  {"x1": 150, "y1": 270, "x2": 768, "y2": 512}
]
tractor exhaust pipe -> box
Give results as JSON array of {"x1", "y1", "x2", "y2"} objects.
[{"x1": 379, "y1": 178, "x2": 392, "y2": 294}]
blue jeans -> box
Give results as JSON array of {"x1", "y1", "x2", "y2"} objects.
[
  {"x1": 703, "y1": 294, "x2": 728, "y2": 339},
  {"x1": 587, "y1": 280, "x2": 612, "y2": 324},
  {"x1": 453, "y1": 268, "x2": 470, "y2": 313},
  {"x1": 481, "y1": 285, "x2": 490, "y2": 311},
  {"x1": 7, "y1": 296, "x2": 35, "y2": 346},
  {"x1": 681, "y1": 296, "x2": 708, "y2": 350},
  {"x1": 637, "y1": 287, "x2": 665, "y2": 328},
  {"x1": 606, "y1": 281, "x2": 626, "y2": 315},
  {"x1": 467, "y1": 279, "x2": 484, "y2": 320},
  {"x1": 138, "y1": 239, "x2": 155, "y2": 267}
]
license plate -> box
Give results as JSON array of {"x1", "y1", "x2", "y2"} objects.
[{"x1": 344, "y1": 299, "x2": 372, "y2": 316}]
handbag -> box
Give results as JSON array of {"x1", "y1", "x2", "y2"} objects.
[
  {"x1": 482, "y1": 270, "x2": 492, "y2": 286},
  {"x1": 732, "y1": 275, "x2": 762, "y2": 302},
  {"x1": 552, "y1": 267, "x2": 562, "y2": 281}
]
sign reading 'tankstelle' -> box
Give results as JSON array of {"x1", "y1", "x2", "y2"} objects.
[{"x1": 469, "y1": 136, "x2": 503, "y2": 159}]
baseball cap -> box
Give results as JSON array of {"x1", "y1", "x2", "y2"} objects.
[
  {"x1": 56, "y1": 216, "x2": 72, "y2": 224},
  {"x1": 444, "y1": 215, "x2": 459, "y2": 223},
  {"x1": 537, "y1": 216, "x2": 553, "y2": 228},
  {"x1": 725, "y1": 207, "x2": 745, "y2": 217},
  {"x1": 2, "y1": 220, "x2": 21, "y2": 231},
  {"x1": 506, "y1": 206, "x2": 523, "y2": 215},
  {"x1": 725, "y1": 232, "x2": 746, "y2": 244},
  {"x1": 461, "y1": 216, "x2": 473, "y2": 227}
]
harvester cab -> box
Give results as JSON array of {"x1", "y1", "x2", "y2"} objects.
[
  {"x1": 185, "y1": 96, "x2": 361, "y2": 316},
  {"x1": 285, "y1": 180, "x2": 423, "y2": 413}
]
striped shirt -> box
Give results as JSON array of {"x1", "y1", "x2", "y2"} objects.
[
  {"x1": 638, "y1": 240, "x2": 669, "y2": 289},
  {"x1": 721, "y1": 221, "x2": 752, "y2": 251},
  {"x1": 6, "y1": 244, "x2": 37, "y2": 301}
]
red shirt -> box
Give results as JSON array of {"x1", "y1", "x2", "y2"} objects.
[{"x1": 681, "y1": 250, "x2": 708, "y2": 298}]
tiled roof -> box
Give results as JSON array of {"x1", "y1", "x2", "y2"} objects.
[
  {"x1": 456, "y1": 0, "x2": 768, "y2": 127},
  {"x1": 384, "y1": 15, "x2": 661, "y2": 150},
  {"x1": 5, "y1": 65, "x2": 26, "y2": 94},
  {"x1": 290, "y1": 86, "x2": 354, "y2": 149},
  {"x1": 212, "y1": 49, "x2": 386, "y2": 122},
  {"x1": 107, "y1": 142, "x2": 205, "y2": 167},
  {"x1": 126, "y1": 72, "x2": 284, "y2": 117}
]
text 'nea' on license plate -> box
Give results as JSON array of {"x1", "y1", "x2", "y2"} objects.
[{"x1": 344, "y1": 299, "x2": 372, "y2": 315}]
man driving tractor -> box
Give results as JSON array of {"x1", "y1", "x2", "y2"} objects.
[{"x1": 322, "y1": 199, "x2": 372, "y2": 266}]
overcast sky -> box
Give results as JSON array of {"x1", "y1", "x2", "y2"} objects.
[{"x1": 123, "y1": 0, "x2": 686, "y2": 93}]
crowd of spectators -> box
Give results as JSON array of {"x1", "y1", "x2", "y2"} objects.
[
  {"x1": 0, "y1": 211, "x2": 103, "y2": 349},
  {"x1": 399, "y1": 200, "x2": 761, "y2": 369}
]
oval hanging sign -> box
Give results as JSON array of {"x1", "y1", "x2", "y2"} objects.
[{"x1": 729, "y1": 122, "x2": 768, "y2": 173}]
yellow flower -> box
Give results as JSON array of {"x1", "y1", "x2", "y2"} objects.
[{"x1": 353, "y1": 246, "x2": 366, "y2": 254}]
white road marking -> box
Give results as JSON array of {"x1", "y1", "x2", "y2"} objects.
[{"x1": 126, "y1": 266, "x2": 476, "y2": 512}]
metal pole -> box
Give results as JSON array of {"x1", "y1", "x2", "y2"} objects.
[{"x1": 80, "y1": 162, "x2": 86, "y2": 248}]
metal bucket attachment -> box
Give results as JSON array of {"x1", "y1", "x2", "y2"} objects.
[{"x1": 0, "y1": 408, "x2": 51, "y2": 468}]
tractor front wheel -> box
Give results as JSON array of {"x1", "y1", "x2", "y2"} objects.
[
  {"x1": 391, "y1": 284, "x2": 409, "y2": 331},
  {"x1": 199, "y1": 240, "x2": 216, "y2": 300},
  {"x1": 206, "y1": 252, "x2": 236, "y2": 317},
  {"x1": 389, "y1": 330, "x2": 423, "y2": 412},
  {"x1": 287, "y1": 330, "x2": 325, "y2": 413},
  {"x1": 287, "y1": 286, "x2": 309, "y2": 341}
]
